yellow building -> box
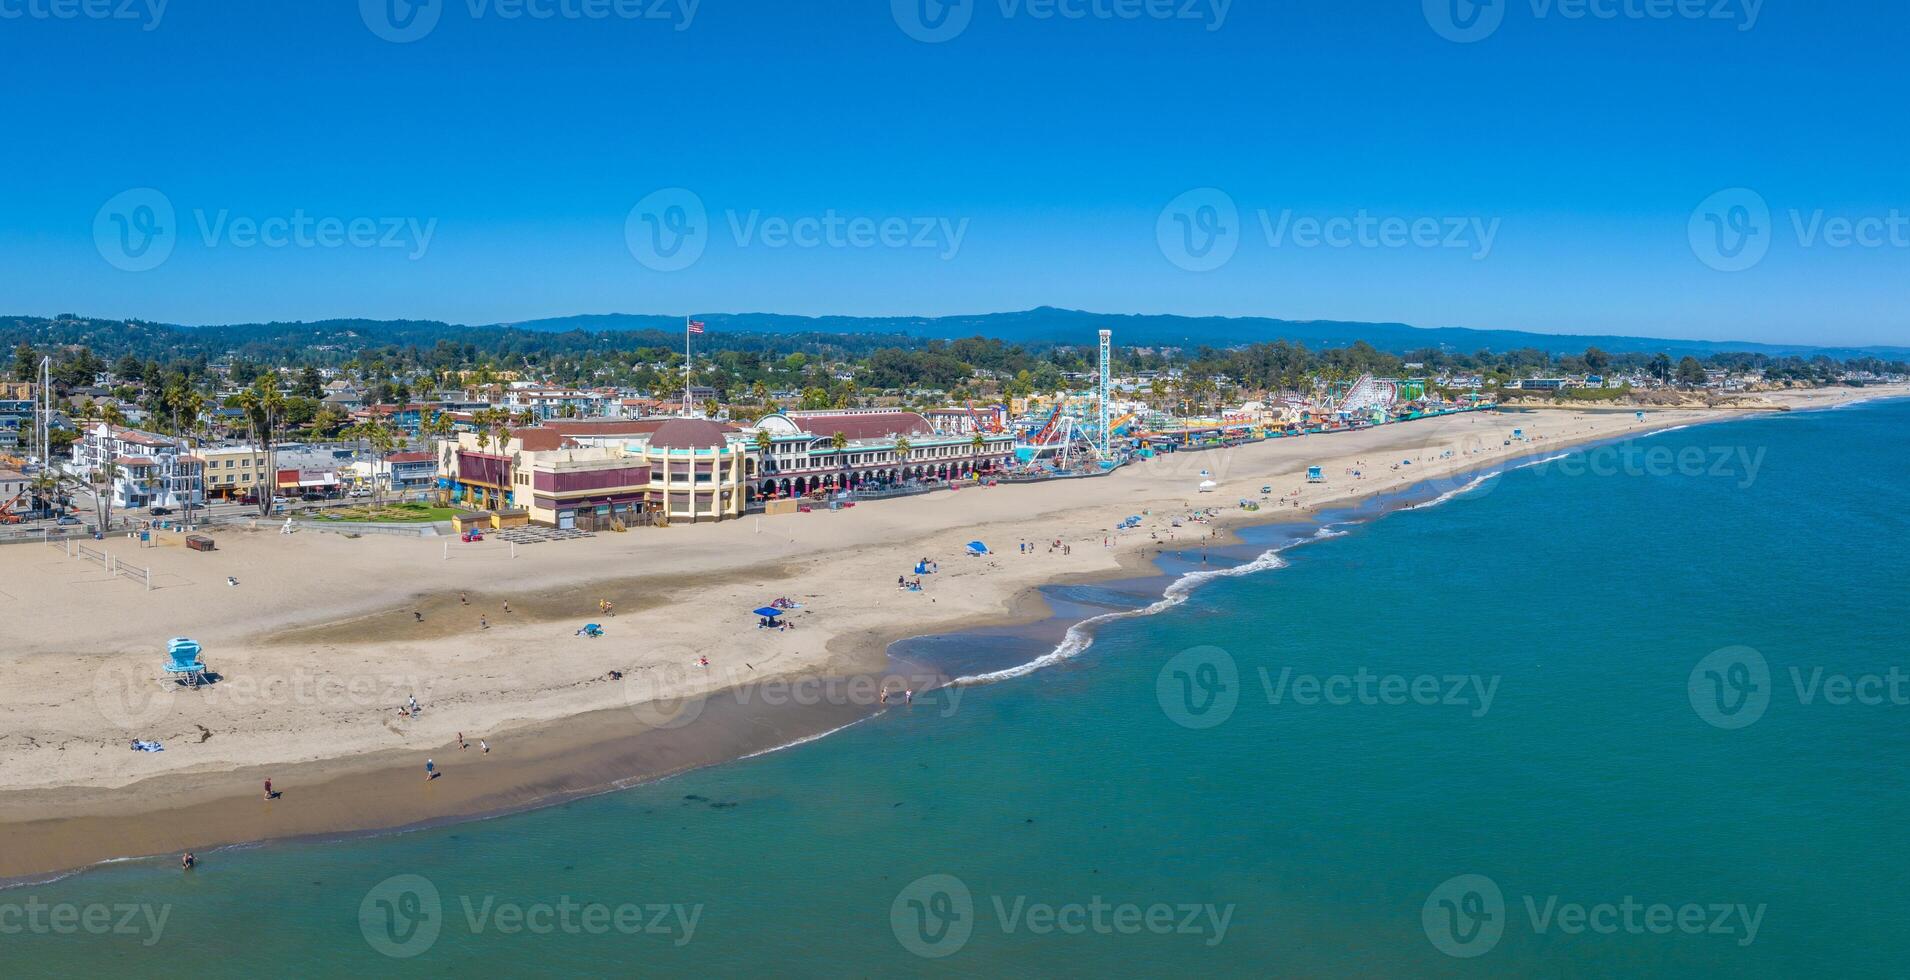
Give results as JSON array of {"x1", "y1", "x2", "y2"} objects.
[{"x1": 198, "y1": 444, "x2": 269, "y2": 499}]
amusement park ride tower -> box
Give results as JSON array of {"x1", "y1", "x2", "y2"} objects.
[{"x1": 1097, "y1": 329, "x2": 1111, "y2": 458}]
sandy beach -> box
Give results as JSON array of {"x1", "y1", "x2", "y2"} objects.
[{"x1": 0, "y1": 385, "x2": 1898, "y2": 880}]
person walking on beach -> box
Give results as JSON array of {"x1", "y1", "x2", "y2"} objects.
[
  {"x1": 425, "y1": 758, "x2": 436, "y2": 781},
  {"x1": 414, "y1": 610, "x2": 423, "y2": 623},
  {"x1": 458, "y1": 732, "x2": 466, "y2": 750},
  {"x1": 503, "y1": 601, "x2": 511, "y2": 614},
  {"x1": 461, "y1": 592, "x2": 468, "y2": 605},
  {"x1": 263, "y1": 777, "x2": 273, "y2": 800},
  {"x1": 480, "y1": 615, "x2": 489, "y2": 630},
  {"x1": 480, "y1": 739, "x2": 490, "y2": 754}
]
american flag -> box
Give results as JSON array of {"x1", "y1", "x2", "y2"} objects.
[{"x1": 687, "y1": 320, "x2": 705, "y2": 334}]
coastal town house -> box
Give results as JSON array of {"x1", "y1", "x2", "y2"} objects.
[
  {"x1": 0, "y1": 382, "x2": 34, "y2": 452},
  {"x1": 503, "y1": 386, "x2": 611, "y2": 421},
  {"x1": 69, "y1": 423, "x2": 204, "y2": 509}
]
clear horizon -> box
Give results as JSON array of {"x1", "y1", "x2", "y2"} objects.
[{"x1": 3, "y1": 2, "x2": 1906, "y2": 347}]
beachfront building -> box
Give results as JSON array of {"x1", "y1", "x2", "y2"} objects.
[
  {"x1": 197, "y1": 444, "x2": 268, "y2": 500},
  {"x1": 68, "y1": 423, "x2": 204, "y2": 509},
  {"x1": 438, "y1": 417, "x2": 752, "y2": 526},
  {"x1": 0, "y1": 468, "x2": 27, "y2": 504},
  {"x1": 750, "y1": 409, "x2": 1015, "y2": 499},
  {"x1": 376, "y1": 451, "x2": 439, "y2": 492}
]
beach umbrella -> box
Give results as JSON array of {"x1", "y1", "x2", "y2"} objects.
[
  {"x1": 966, "y1": 541, "x2": 989, "y2": 555},
  {"x1": 753, "y1": 607, "x2": 785, "y2": 619}
]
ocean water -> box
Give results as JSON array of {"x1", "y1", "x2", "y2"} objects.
[{"x1": 5, "y1": 399, "x2": 1908, "y2": 977}]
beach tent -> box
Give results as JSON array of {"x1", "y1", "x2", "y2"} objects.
[
  {"x1": 1198, "y1": 480, "x2": 1218, "y2": 492},
  {"x1": 966, "y1": 541, "x2": 990, "y2": 555}
]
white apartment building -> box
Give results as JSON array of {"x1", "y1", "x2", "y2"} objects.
[{"x1": 69, "y1": 423, "x2": 204, "y2": 509}]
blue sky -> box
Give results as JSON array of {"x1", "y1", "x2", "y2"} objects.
[{"x1": 1, "y1": 0, "x2": 1905, "y2": 346}]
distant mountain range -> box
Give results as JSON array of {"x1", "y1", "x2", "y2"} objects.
[{"x1": 491, "y1": 308, "x2": 1910, "y2": 360}]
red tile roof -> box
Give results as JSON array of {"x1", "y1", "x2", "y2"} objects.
[
  {"x1": 385, "y1": 451, "x2": 435, "y2": 463},
  {"x1": 785, "y1": 411, "x2": 933, "y2": 440}
]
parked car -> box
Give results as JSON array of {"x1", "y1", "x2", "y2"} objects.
[
  {"x1": 299, "y1": 492, "x2": 323, "y2": 502},
  {"x1": 150, "y1": 506, "x2": 172, "y2": 516},
  {"x1": 56, "y1": 515, "x2": 80, "y2": 525}
]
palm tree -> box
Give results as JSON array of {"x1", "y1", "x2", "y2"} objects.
[
  {"x1": 238, "y1": 375, "x2": 285, "y2": 517},
  {"x1": 421, "y1": 409, "x2": 453, "y2": 441},
  {"x1": 970, "y1": 431, "x2": 986, "y2": 475},
  {"x1": 893, "y1": 435, "x2": 911, "y2": 482},
  {"x1": 468, "y1": 407, "x2": 514, "y2": 508},
  {"x1": 91, "y1": 450, "x2": 120, "y2": 530},
  {"x1": 350, "y1": 418, "x2": 400, "y2": 510},
  {"x1": 829, "y1": 431, "x2": 849, "y2": 492},
  {"x1": 180, "y1": 388, "x2": 207, "y2": 526},
  {"x1": 753, "y1": 428, "x2": 774, "y2": 472}
]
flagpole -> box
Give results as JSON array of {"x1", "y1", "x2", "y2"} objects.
[{"x1": 683, "y1": 316, "x2": 691, "y2": 416}]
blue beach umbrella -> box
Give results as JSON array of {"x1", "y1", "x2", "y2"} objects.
[
  {"x1": 966, "y1": 541, "x2": 989, "y2": 555},
  {"x1": 753, "y1": 607, "x2": 785, "y2": 619}
]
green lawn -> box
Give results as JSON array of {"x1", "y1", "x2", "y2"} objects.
[{"x1": 311, "y1": 502, "x2": 459, "y2": 523}]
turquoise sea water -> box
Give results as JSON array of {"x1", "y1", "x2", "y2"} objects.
[{"x1": 5, "y1": 399, "x2": 1908, "y2": 977}]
